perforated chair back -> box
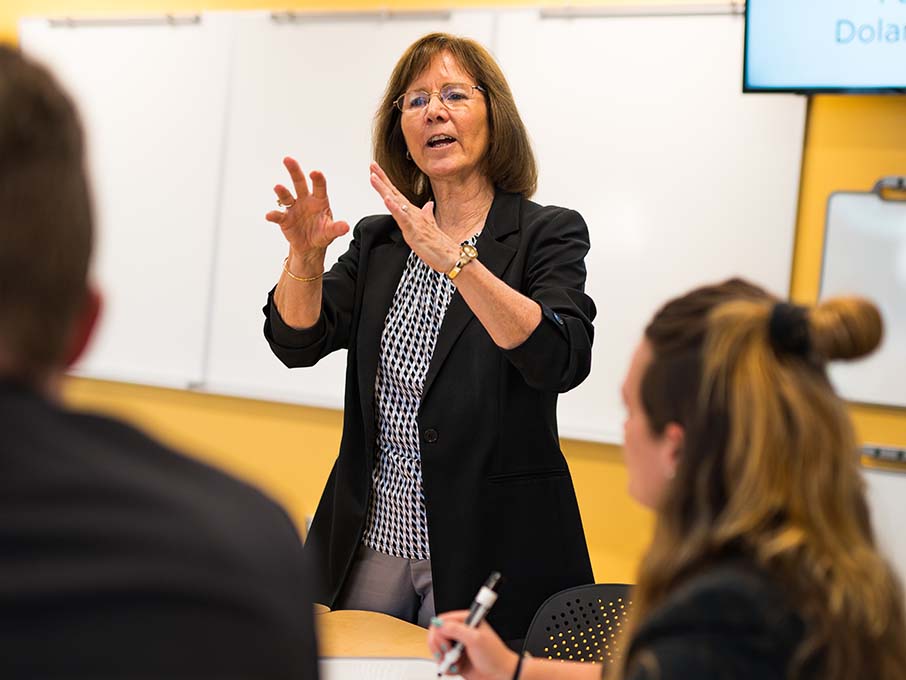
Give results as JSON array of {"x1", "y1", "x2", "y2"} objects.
[{"x1": 522, "y1": 583, "x2": 633, "y2": 665}]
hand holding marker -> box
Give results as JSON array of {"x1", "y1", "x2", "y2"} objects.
[{"x1": 436, "y1": 571, "x2": 502, "y2": 676}]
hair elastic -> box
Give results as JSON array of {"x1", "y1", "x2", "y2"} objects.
[{"x1": 769, "y1": 302, "x2": 811, "y2": 358}]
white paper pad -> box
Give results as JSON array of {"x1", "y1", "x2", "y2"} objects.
[{"x1": 320, "y1": 657, "x2": 464, "y2": 680}]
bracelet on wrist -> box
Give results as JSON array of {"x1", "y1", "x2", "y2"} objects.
[
  {"x1": 512, "y1": 652, "x2": 526, "y2": 680},
  {"x1": 283, "y1": 257, "x2": 324, "y2": 283}
]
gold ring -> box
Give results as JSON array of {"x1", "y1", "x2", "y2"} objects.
[{"x1": 278, "y1": 198, "x2": 295, "y2": 208}]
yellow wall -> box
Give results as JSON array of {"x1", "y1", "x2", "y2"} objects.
[
  {"x1": 3, "y1": 0, "x2": 904, "y2": 586},
  {"x1": 791, "y1": 95, "x2": 906, "y2": 450},
  {"x1": 60, "y1": 380, "x2": 652, "y2": 582}
]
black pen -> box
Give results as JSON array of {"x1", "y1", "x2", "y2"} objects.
[{"x1": 436, "y1": 571, "x2": 502, "y2": 676}]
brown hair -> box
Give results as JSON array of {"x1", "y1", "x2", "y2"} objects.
[
  {"x1": 0, "y1": 46, "x2": 93, "y2": 381},
  {"x1": 616, "y1": 278, "x2": 906, "y2": 679},
  {"x1": 373, "y1": 32, "x2": 537, "y2": 205}
]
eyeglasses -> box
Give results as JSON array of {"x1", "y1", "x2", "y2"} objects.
[{"x1": 393, "y1": 83, "x2": 486, "y2": 113}]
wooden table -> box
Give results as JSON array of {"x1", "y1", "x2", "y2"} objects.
[{"x1": 316, "y1": 609, "x2": 432, "y2": 659}]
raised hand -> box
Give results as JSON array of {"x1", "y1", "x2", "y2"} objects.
[
  {"x1": 266, "y1": 156, "x2": 350, "y2": 259},
  {"x1": 369, "y1": 162, "x2": 459, "y2": 274}
]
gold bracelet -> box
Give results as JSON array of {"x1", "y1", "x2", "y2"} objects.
[{"x1": 283, "y1": 257, "x2": 324, "y2": 283}]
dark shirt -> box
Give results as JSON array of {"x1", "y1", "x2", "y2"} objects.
[
  {"x1": 0, "y1": 380, "x2": 318, "y2": 678},
  {"x1": 624, "y1": 560, "x2": 806, "y2": 680}
]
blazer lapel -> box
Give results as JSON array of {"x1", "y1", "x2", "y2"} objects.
[
  {"x1": 421, "y1": 191, "x2": 522, "y2": 402},
  {"x1": 357, "y1": 226, "x2": 411, "y2": 448}
]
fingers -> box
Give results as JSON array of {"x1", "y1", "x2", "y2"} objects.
[
  {"x1": 427, "y1": 611, "x2": 471, "y2": 657},
  {"x1": 426, "y1": 628, "x2": 445, "y2": 659},
  {"x1": 371, "y1": 162, "x2": 393, "y2": 186},
  {"x1": 427, "y1": 628, "x2": 458, "y2": 662},
  {"x1": 284, "y1": 156, "x2": 310, "y2": 199},
  {"x1": 370, "y1": 161, "x2": 393, "y2": 187},
  {"x1": 369, "y1": 164, "x2": 396, "y2": 198},
  {"x1": 436, "y1": 618, "x2": 481, "y2": 644},
  {"x1": 369, "y1": 170, "x2": 391, "y2": 198},
  {"x1": 371, "y1": 172, "x2": 413, "y2": 219},
  {"x1": 265, "y1": 209, "x2": 286, "y2": 224},
  {"x1": 370, "y1": 162, "x2": 410, "y2": 209},
  {"x1": 380, "y1": 191, "x2": 406, "y2": 219},
  {"x1": 310, "y1": 170, "x2": 328, "y2": 200},
  {"x1": 328, "y1": 220, "x2": 351, "y2": 241},
  {"x1": 273, "y1": 183, "x2": 296, "y2": 207},
  {"x1": 430, "y1": 615, "x2": 499, "y2": 678}
]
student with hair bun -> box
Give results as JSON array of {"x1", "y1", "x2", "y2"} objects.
[{"x1": 429, "y1": 278, "x2": 906, "y2": 680}]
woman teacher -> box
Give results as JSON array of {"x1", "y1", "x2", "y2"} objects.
[{"x1": 262, "y1": 33, "x2": 595, "y2": 642}]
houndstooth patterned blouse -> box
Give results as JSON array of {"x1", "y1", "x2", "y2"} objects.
[{"x1": 361, "y1": 234, "x2": 479, "y2": 560}]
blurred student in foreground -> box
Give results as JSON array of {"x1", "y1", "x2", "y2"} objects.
[
  {"x1": 429, "y1": 278, "x2": 906, "y2": 679},
  {"x1": 0, "y1": 45, "x2": 318, "y2": 678}
]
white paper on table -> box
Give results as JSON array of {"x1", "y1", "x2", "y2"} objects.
[{"x1": 320, "y1": 657, "x2": 464, "y2": 680}]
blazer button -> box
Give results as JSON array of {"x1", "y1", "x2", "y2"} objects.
[{"x1": 424, "y1": 428, "x2": 439, "y2": 443}]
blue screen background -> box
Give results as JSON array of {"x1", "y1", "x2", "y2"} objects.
[{"x1": 746, "y1": 0, "x2": 906, "y2": 90}]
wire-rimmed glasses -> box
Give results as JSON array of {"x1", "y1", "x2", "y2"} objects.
[{"x1": 393, "y1": 83, "x2": 486, "y2": 113}]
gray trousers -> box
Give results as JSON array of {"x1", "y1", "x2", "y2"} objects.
[{"x1": 334, "y1": 544, "x2": 436, "y2": 627}]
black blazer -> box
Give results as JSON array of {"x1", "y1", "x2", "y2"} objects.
[
  {"x1": 264, "y1": 190, "x2": 596, "y2": 641},
  {"x1": 0, "y1": 380, "x2": 318, "y2": 679}
]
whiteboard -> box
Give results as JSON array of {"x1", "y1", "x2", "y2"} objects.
[
  {"x1": 19, "y1": 15, "x2": 233, "y2": 388},
  {"x1": 820, "y1": 189, "x2": 906, "y2": 408},
  {"x1": 21, "y1": 9, "x2": 807, "y2": 444},
  {"x1": 203, "y1": 10, "x2": 496, "y2": 407},
  {"x1": 494, "y1": 10, "x2": 806, "y2": 442},
  {"x1": 864, "y1": 467, "x2": 906, "y2": 595}
]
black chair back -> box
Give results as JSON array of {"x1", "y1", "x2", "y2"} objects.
[{"x1": 522, "y1": 583, "x2": 633, "y2": 665}]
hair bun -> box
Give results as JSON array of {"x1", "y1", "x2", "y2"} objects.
[{"x1": 810, "y1": 297, "x2": 883, "y2": 361}]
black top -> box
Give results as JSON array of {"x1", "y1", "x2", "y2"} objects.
[
  {"x1": 623, "y1": 560, "x2": 807, "y2": 680},
  {"x1": 264, "y1": 190, "x2": 596, "y2": 641},
  {"x1": 0, "y1": 380, "x2": 318, "y2": 679}
]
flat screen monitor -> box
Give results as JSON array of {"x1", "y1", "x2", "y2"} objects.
[{"x1": 744, "y1": 0, "x2": 906, "y2": 93}]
